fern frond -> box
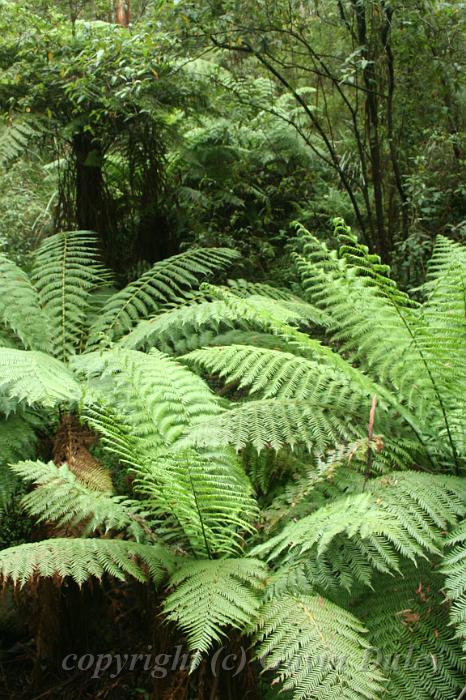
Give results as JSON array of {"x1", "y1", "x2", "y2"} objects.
[
  {"x1": 163, "y1": 557, "x2": 267, "y2": 670},
  {"x1": 333, "y1": 218, "x2": 414, "y2": 307},
  {"x1": 188, "y1": 398, "x2": 356, "y2": 453},
  {"x1": 134, "y1": 447, "x2": 258, "y2": 557},
  {"x1": 0, "y1": 255, "x2": 49, "y2": 351},
  {"x1": 0, "y1": 413, "x2": 41, "y2": 508},
  {"x1": 423, "y1": 234, "x2": 466, "y2": 290},
  {"x1": 0, "y1": 119, "x2": 37, "y2": 168},
  {"x1": 253, "y1": 594, "x2": 385, "y2": 700},
  {"x1": 12, "y1": 460, "x2": 149, "y2": 541},
  {"x1": 119, "y1": 299, "x2": 254, "y2": 352},
  {"x1": 120, "y1": 291, "x2": 323, "y2": 355},
  {"x1": 355, "y1": 561, "x2": 466, "y2": 699},
  {"x1": 441, "y1": 520, "x2": 466, "y2": 651},
  {"x1": 185, "y1": 344, "x2": 355, "y2": 402},
  {"x1": 0, "y1": 538, "x2": 174, "y2": 587},
  {"x1": 0, "y1": 348, "x2": 81, "y2": 407},
  {"x1": 31, "y1": 231, "x2": 110, "y2": 361},
  {"x1": 86, "y1": 248, "x2": 239, "y2": 346},
  {"x1": 421, "y1": 234, "x2": 466, "y2": 370},
  {"x1": 74, "y1": 348, "x2": 220, "y2": 448},
  {"x1": 253, "y1": 472, "x2": 465, "y2": 590},
  {"x1": 82, "y1": 399, "x2": 258, "y2": 557},
  {"x1": 224, "y1": 278, "x2": 299, "y2": 300}
]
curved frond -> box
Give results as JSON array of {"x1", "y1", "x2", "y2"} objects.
[
  {"x1": 163, "y1": 558, "x2": 267, "y2": 670},
  {"x1": 86, "y1": 248, "x2": 239, "y2": 346},
  {"x1": 0, "y1": 348, "x2": 81, "y2": 407},
  {"x1": 0, "y1": 255, "x2": 49, "y2": 350},
  {"x1": 0, "y1": 538, "x2": 174, "y2": 587},
  {"x1": 13, "y1": 460, "x2": 149, "y2": 541},
  {"x1": 253, "y1": 594, "x2": 386, "y2": 700},
  {"x1": 31, "y1": 231, "x2": 109, "y2": 361}
]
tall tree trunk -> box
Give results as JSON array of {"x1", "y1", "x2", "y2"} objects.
[{"x1": 116, "y1": 0, "x2": 130, "y2": 27}]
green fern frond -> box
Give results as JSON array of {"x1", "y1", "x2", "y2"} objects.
[
  {"x1": 421, "y1": 234, "x2": 466, "y2": 371},
  {"x1": 224, "y1": 278, "x2": 301, "y2": 300},
  {"x1": 184, "y1": 344, "x2": 355, "y2": 402},
  {"x1": 0, "y1": 413, "x2": 41, "y2": 508},
  {"x1": 12, "y1": 460, "x2": 149, "y2": 541},
  {"x1": 441, "y1": 521, "x2": 466, "y2": 651},
  {"x1": 74, "y1": 348, "x2": 220, "y2": 448},
  {"x1": 86, "y1": 248, "x2": 239, "y2": 346},
  {"x1": 0, "y1": 119, "x2": 37, "y2": 168},
  {"x1": 134, "y1": 447, "x2": 258, "y2": 557},
  {"x1": 253, "y1": 472, "x2": 465, "y2": 590},
  {"x1": 31, "y1": 231, "x2": 110, "y2": 361},
  {"x1": 0, "y1": 255, "x2": 49, "y2": 351},
  {"x1": 163, "y1": 557, "x2": 267, "y2": 670},
  {"x1": 0, "y1": 538, "x2": 174, "y2": 587},
  {"x1": 0, "y1": 348, "x2": 81, "y2": 407},
  {"x1": 333, "y1": 218, "x2": 414, "y2": 307},
  {"x1": 424, "y1": 234, "x2": 466, "y2": 290},
  {"x1": 253, "y1": 594, "x2": 386, "y2": 700},
  {"x1": 120, "y1": 291, "x2": 323, "y2": 355},
  {"x1": 355, "y1": 561, "x2": 466, "y2": 699},
  {"x1": 83, "y1": 399, "x2": 258, "y2": 557},
  {"x1": 119, "y1": 299, "x2": 254, "y2": 352},
  {"x1": 188, "y1": 398, "x2": 356, "y2": 453}
]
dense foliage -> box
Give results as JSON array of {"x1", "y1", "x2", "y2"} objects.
[{"x1": 0, "y1": 1, "x2": 465, "y2": 699}]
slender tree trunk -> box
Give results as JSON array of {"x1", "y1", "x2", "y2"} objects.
[
  {"x1": 381, "y1": 2, "x2": 409, "y2": 242},
  {"x1": 352, "y1": 0, "x2": 388, "y2": 258}
]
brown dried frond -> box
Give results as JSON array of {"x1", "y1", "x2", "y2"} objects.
[{"x1": 52, "y1": 413, "x2": 112, "y2": 492}]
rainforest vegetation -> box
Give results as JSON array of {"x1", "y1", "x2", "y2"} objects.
[{"x1": 0, "y1": 0, "x2": 465, "y2": 698}]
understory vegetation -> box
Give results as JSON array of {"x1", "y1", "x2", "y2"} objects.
[{"x1": 0, "y1": 1, "x2": 465, "y2": 699}]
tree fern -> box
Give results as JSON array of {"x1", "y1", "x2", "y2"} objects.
[{"x1": 163, "y1": 557, "x2": 267, "y2": 670}]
